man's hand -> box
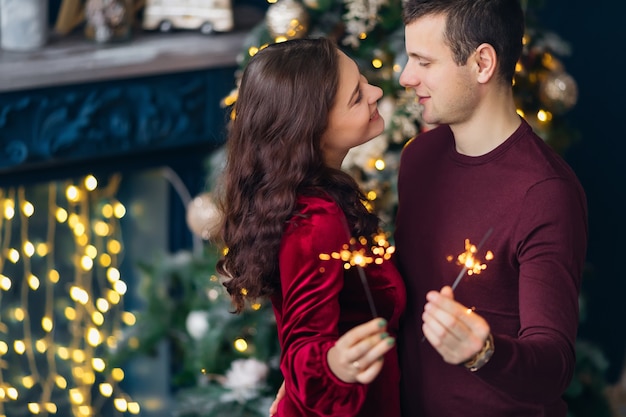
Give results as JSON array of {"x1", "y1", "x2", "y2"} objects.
[{"x1": 422, "y1": 286, "x2": 490, "y2": 364}]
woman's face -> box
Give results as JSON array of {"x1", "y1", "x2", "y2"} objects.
[{"x1": 320, "y1": 50, "x2": 384, "y2": 169}]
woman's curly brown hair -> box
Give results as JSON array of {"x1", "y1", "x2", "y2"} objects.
[{"x1": 215, "y1": 38, "x2": 380, "y2": 313}]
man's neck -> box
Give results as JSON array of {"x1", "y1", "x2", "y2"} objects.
[{"x1": 451, "y1": 89, "x2": 521, "y2": 157}]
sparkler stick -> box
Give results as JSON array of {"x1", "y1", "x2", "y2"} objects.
[
  {"x1": 450, "y1": 227, "x2": 494, "y2": 291},
  {"x1": 357, "y1": 266, "x2": 378, "y2": 317}
]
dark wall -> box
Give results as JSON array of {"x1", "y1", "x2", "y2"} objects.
[{"x1": 537, "y1": 2, "x2": 626, "y2": 383}]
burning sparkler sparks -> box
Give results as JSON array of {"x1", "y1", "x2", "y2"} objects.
[
  {"x1": 448, "y1": 227, "x2": 494, "y2": 291},
  {"x1": 319, "y1": 232, "x2": 395, "y2": 317}
]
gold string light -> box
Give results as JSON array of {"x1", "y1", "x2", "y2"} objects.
[{"x1": 0, "y1": 174, "x2": 139, "y2": 416}]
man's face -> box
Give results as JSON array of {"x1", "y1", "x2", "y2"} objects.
[{"x1": 399, "y1": 14, "x2": 479, "y2": 126}]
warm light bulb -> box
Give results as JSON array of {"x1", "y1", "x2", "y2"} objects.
[
  {"x1": 102, "y1": 203, "x2": 113, "y2": 218},
  {"x1": 99, "y1": 383, "x2": 113, "y2": 397},
  {"x1": 94, "y1": 221, "x2": 110, "y2": 236},
  {"x1": 114, "y1": 398, "x2": 128, "y2": 412},
  {"x1": 28, "y1": 274, "x2": 40, "y2": 290},
  {"x1": 57, "y1": 347, "x2": 70, "y2": 360},
  {"x1": 107, "y1": 240, "x2": 122, "y2": 254},
  {"x1": 122, "y1": 312, "x2": 136, "y2": 326},
  {"x1": 14, "y1": 307, "x2": 25, "y2": 321},
  {"x1": 22, "y1": 376, "x2": 35, "y2": 389},
  {"x1": 234, "y1": 338, "x2": 248, "y2": 352},
  {"x1": 80, "y1": 255, "x2": 93, "y2": 271},
  {"x1": 128, "y1": 402, "x2": 141, "y2": 414},
  {"x1": 7, "y1": 387, "x2": 19, "y2": 400},
  {"x1": 69, "y1": 388, "x2": 84, "y2": 404},
  {"x1": 112, "y1": 368, "x2": 125, "y2": 382},
  {"x1": 92, "y1": 358, "x2": 106, "y2": 372},
  {"x1": 92, "y1": 311, "x2": 104, "y2": 326},
  {"x1": 55, "y1": 375, "x2": 67, "y2": 389},
  {"x1": 48, "y1": 269, "x2": 60, "y2": 283},
  {"x1": 35, "y1": 339, "x2": 47, "y2": 353},
  {"x1": 70, "y1": 286, "x2": 89, "y2": 304},
  {"x1": 23, "y1": 241, "x2": 35, "y2": 257},
  {"x1": 87, "y1": 328, "x2": 102, "y2": 346},
  {"x1": 96, "y1": 298, "x2": 110, "y2": 312},
  {"x1": 66, "y1": 185, "x2": 80, "y2": 202},
  {"x1": 99, "y1": 253, "x2": 112, "y2": 267},
  {"x1": 21, "y1": 201, "x2": 34, "y2": 217},
  {"x1": 106, "y1": 267, "x2": 120, "y2": 282},
  {"x1": 113, "y1": 202, "x2": 126, "y2": 218},
  {"x1": 113, "y1": 280, "x2": 127, "y2": 295},
  {"x1": 84, "y1": 175, "x2": 98, "y2": 191},
  {"x1": 36, "y1": 243, "x2": 49, "y2": 256},
  {"x1": 0, "y1": 274, "x2": 12, "y2": 291},
  {"x1": 42, "y1": 316, "x2": 53, "y2": 332},
  {"x1": 107, "y1": 290, "x2": 121, "y2": 305},
  {"x1": 14, "y1": 340, "x2": 26, "y2": 354},
  {"x1": 3, "y1": 199, "x2": 14, "y2": 219},
  {"x1": 55, "y1": 207, "x2": 68, "y2": 223},
  {"x1": 7, "y1": 248, "x2": 20, "y2": 263}
]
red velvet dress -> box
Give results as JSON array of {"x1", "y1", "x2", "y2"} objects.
[{"x1": 271, "y1": 194, "x2": 406, "y2": 417}]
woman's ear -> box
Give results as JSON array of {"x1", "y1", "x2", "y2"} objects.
[{"x1": 473, "y1": 43, "x2": 497, "y2": 84}]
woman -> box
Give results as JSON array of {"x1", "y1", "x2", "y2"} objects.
[{"x1": 216, "y1": 38, "x2": 405, "y2": 417}]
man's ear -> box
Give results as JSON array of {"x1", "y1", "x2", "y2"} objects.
[{"x1": 473, "y1": 43, "x2": 497, "y2": 84}]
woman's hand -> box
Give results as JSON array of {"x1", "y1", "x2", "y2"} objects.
[
  {"x1": 268, "y1": 318, "x2": 395, "y2": 416},
  {"x1": 327, "y1": 317, "x2": 395, "y2": 384}
]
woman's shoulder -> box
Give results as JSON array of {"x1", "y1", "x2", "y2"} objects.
[{"x1": 296, "y1": 193, "x2": 342, "y2": 216}]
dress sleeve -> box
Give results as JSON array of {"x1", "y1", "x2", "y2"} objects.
[
  {"x1": 278, "y1": 201, "x2": 368, "y2": 415},
  {"x1": 476, "y1": 177, "x2": 588, "y2": 402}
]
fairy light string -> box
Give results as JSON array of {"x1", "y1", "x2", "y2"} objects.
[{"x1": 0, "y1": 174, "x2": 140, "y2": 416}]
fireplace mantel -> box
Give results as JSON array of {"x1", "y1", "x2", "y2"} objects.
[{"x1": 0, "y1": 30, "x2": 246, "y2": 185}]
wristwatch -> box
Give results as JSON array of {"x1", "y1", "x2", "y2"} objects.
[{"x1": 464, "y1": 333, "x2": 494, "y2": 372}]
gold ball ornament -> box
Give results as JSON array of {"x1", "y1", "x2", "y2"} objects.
[
  {"x1": 265, "y1": 0, "x2": 309, "y2": 40},
  {"x1": 186, "y1": 192, "x2": 221, "y2": 240},
  {"x1": 539, "y1": 71, "x2": 578, "y2": 114}
]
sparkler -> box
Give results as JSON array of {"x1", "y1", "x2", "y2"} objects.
[
  {"x1": 319, "y1": 232, "x2": 394, "y2": 318},
  {"x1": 421, "y1": 227, "x2": 495, "y2": 342},
  {"x1": 448, "y1": 227, "x2": 494, "y2": 291}
]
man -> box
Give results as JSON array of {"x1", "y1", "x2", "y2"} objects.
[{"x1": 394, "y1": 0, "x2": 588, "y2": 416}]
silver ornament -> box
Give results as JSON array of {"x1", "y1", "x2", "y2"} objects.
[
  {"x1": 265, "y1": 0, "x2": 309, "y2": 40},
  {"x1": 539, "y1": 71, "x2": 578, "y2": 114},
  {"x1": 186, "y1": 192, "x2": 221, "y2": 240}
]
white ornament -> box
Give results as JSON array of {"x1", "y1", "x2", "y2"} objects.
[
  {"x1": 185, "y1": 310, "x2": 210, "y2": 340},
  {"x1": 220, "y1": 358, "x2": 269, "y2": 403}
]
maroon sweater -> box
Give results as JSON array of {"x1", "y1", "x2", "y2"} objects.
[{"x1": 394, "y1": 120, "x2": 588, "y2": 417}]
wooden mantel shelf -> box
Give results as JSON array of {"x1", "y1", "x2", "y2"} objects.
[
  {"x1": 0, "y1": 30, "x2": 247, "y2": 93},
  {"x1": 0, "y1": 30, "x2": 248, "y2": 184}
]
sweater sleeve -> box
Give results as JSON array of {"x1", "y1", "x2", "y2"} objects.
[
  {"x1": 476, "y1": 176, "x2": 588, "y2": 402},
  {"x1": 277, "y1": 200, "x2": 368, "y2": 416}
]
